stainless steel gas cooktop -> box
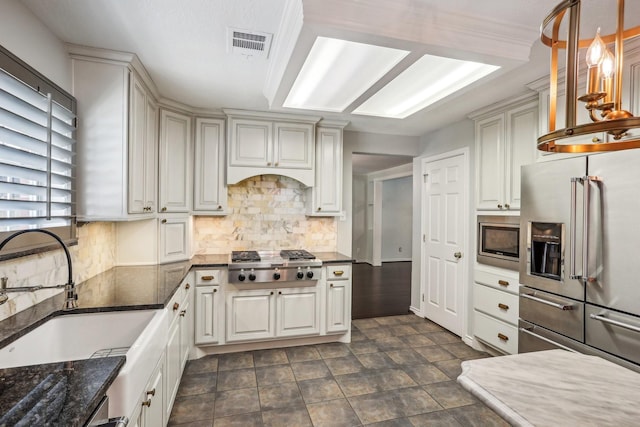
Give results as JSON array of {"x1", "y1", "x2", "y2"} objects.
[{"x1": 228, "y1": 250, "x2": 322, "y2": 284}]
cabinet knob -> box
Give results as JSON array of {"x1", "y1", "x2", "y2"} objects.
[
  {"x1": 498, "y1": 303, "x2": 509, "y2": 310},
  {"x1": 142, "y1": 399, "x2": 152, "y2": 407},
  {"x1": 497, "y1": 333, "x2": 509, "y2": 342},
  {"x1": 161, "y1": 207, "x2": 167, "y2": 212},
  {"x1": 217, "y1": 205, "x2": 222, "y2": 210},
  {"x1": 317, "y1": 207, "x2": 322, "y2": 211},
  {"x1": 330, "y1": 283, "x2": 334, "y2": 288},
  {"x1": 278, "y1": 291, "x2": 282, "y2": 295},
  {"x1": 267, "y1": 162, "x2": 272, "y2": 166},
  {"x1": 497, "y1": 204, "x2": 503, "y2": 209},
  {"x1": 173, "y1": 302, "x2": 179, "y2": 311},
  {"x1": 146, "y1": 388, "x2": 156, "y2": 397},
  {"x1": 161, "y1": 219, "x2": 167, "y2": 224},
  {"x1": 275, "y1": 162, "x2": 279, "y2": 166},
  {"x1": 213, "y1": 288, "x2": 217, "y2": 293},
  {"x1": 270, "y1": 291, "x2": 274, "y2": 295},
  {"x1": 185, "y1": 283, "x2": 190, "y2": 290},
  {"x1": 180, "y1": 309, "x2": 186, "y2": 317},
  {"x1": 498, "y1": 280, "x2": 509, "y2": 287},
  {"x1": 592, "y1": 137, "x2": 601, "y2": 143},
  {"x1": 504, "y1": 203, "x2": 510, "y2": 209}
]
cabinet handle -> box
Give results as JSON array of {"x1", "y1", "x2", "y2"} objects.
[
  {"x1": 142, "y1": 399, "x2": 152, "y2": 407},
  {"x1": 497, "y1": 204, "x2": 503, "y2": 209},
  {"x1": 161, "y1": 207, "x2": 167, "y2": 212},
  {"x1": 592, "y1": 137, "x2": 601, "y2": 143},
  {"x1": 161, "y1": 219, "x2": 167, "y2": 224},
  {"x1": 498, "y1": 280, "x2": 509, "y2": 287},
  {"x1": 173, "y1": 302, "x2": 179, "y2": 311},
  {"x1": 497, "y1": 333, "x2": 509, "y2": 342},
  {"x1": 180, "y1": 309, "x2": 186, "y2": 317},
  {"x1": 185, "y1": 283, "x2": 190, "y2": 290},
  {"x1": 333, "y1": 270, "x2": 344, "y2": 276},
  {"x1": 201, "y1": 275, "x2": 214, "y2": 281},
  {"x1": 498, "y1": 303, "x2": 509, "y2": 310},
  {"x1": 146, "y1": 388, "x2": 156, "y2": 397},
  {"x1": 504, "y1": 203, "x2": 510, "y2": 209}
]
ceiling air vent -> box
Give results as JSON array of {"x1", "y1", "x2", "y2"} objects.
[{"x1": 228, "y1": 28, "x2": 273, "y2": 59}]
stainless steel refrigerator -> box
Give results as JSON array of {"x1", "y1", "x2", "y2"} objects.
[{"x1": 519, "y1": 149, "x2": 640, "y2": 372}]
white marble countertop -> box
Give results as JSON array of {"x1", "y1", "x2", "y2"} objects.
[{"x1": 458, "y1": 350, "x2": 640, "y2": 427}]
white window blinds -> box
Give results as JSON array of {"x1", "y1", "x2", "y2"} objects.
[{"x1": 0, "y1": 67, "x2": 76, "y2": 233}]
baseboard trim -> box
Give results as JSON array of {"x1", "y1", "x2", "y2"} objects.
[{"x1": 409, "y1": 305, "x2": 422, "y2": 317}]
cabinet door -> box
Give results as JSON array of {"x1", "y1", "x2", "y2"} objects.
[
  {"x1": 165, "y1": 316, "x2": 181, "y2": 421},
  {"x1": 226, "y1": 289, "x2": 275, "y2": 342},
  {"x1": 276, "y1": 287, "x2": 320, "y2": 337},
  {"x1": 228, "y1": 119, "x2": 272, "y2": 167},
  {"x1": 476, "y1": 114, "x2": 505, "y2": 210},
  {"x1": 195, "y1": 286, "x2": 220, "y2": 344},
  {"x1": 312, "y1": 127, "x2": 342, "y2": 214},
  {"x1": 506, "y1": 102, "x2": 537, "y2": 210},
  {"x1": 159, "y1": 109, "x2": 192, "y2": 212},
  {"x1": 327, "y1": 280, "x2": 351, "y2": 333},
  {"x1": 273, "y1": 122, "x2": 314, "y2": 169},
  {"x1": 194, "y1": 118, "x2": 227, "y2": 213},
  {"x1": 142, "y1": 355, "x2": 164, "y2": 427},
  {"x1": 158, "y1": 216, "x2": 191, "y2": 263},
  {"x1": 128, "y1": 74, "x2": 147, "y2": 214},
  {"x1": 179, "y1": 296, "x2": 191, "y2": 371},
  {"x1": 144, "y1": 98, "x2": 158, "y2": 212}
]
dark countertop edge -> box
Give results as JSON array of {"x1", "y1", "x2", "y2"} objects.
[{"x1": 77, "y1": 356, "x2": 126, "y2": 427}]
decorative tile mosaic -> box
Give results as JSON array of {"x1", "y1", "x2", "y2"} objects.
[{"x1": 194, "y1": 175, "x2": 337, "y2": 254}]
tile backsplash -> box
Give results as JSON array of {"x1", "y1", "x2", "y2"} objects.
[
  {"x1": 194, "y1": 175, "x2": 337, "y2": 254},
  {"x1": 0, "y1": 222, "x2": 116, "y2": 321}
]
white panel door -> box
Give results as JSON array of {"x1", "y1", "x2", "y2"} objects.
[
  {"x1": 327, "y1": 280, "x2": 350, "y2": 333},
  {"x1": 194, "y1": 118, "x2": 227, "y2": 212},
  {"x1": 475, "y1": 114, "x2": 504, "y2": 210},
  {"x1": 273, "y1": 122, "x2": 314, "y2": 169},
  {"x1": 276, "y1": 287, "x2": 320, "y2": 337},
  {"x1": 422, "y1": 151, "x2": 467, "y2": 336},
  {"x1": 128, "y1": 74, "x2": 147, "y2": 214},
  {"x1": 195, "y1": 286, "x2": 220, "y2": 344},
  {"x1": 226, "y1": 289, "x2": 276, "y2": 342},
  {"x1": 159, "y1": 109, "x2": 192, "y2": 212}
]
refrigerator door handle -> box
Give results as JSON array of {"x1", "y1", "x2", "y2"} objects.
[
  {"x1": 583, "y1": 176, "x2": 601, "y2": 284},
  {"x1": 570, "y1": 177, "x2": 582, "y2": 280},
  {"x1": 590, "y1": 313, "x2": 640, "y2": 334}
]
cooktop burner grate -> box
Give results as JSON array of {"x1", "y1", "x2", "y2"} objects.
[
  {"x1": 280, "y1": 249, "x2": 315, "y2": 260},
  {"x1": 231, "y1": 250, "x2": 260, "y2": 262}
]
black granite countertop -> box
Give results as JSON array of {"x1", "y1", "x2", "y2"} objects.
[
  {"x1": 0, "y1": 251, "x2": 351, "y2": 425},
  {"x1": 0, "y1": 357, "x2": 125, "y2": 427}
]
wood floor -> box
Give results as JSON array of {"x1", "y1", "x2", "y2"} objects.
[{"x1": 351, "y1": 261, "x2": 412, "y2": 319}]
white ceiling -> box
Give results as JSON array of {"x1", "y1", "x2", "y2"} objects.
[{"x1": 21, "y1": 0, "x2": 561, "y2": 137}]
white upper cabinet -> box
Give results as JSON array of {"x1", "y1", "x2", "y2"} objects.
[
  {"x1": 159, "y1": 109, "x2": 192, "y2": 213},
  {"x1": 473, "y1": 96, "x2": 538, "y2": 211},
  {"x1": 193, "y1": 117, "x2": 227, "y2": 214},
  {"x1": 225, "y1": 110, "x2": 320, "y2": 186},
  {"x1": 306, "y1": 122, "x2": 348, "y2": 216},
  {"x1": 70, "y1": 46, "x2": 158, "y2": 221}
]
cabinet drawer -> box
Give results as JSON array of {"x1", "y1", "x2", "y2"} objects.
[
  {"x1": 474, "y1": 269, "x2": 519, "y2": 294},
  {"x1": 473, "y1": 283, "x2": 519, "y2": 325},
  {"x1": 474, "y1": 311, "x2": 518, "y2": 354},
  {"x1": 326, "y1": 265, "x2": 350, "y2": 280},
  {"x1": 196, "y1": 270, "x2": 222, "y2": 286}
]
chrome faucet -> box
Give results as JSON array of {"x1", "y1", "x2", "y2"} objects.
[{"x1": 0, "y1": 229, "x2": 78, "y2": 310}]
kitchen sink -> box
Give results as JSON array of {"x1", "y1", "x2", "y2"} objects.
[{"x1": 0, "y1": 309, "x2": 168, "y2": 420}]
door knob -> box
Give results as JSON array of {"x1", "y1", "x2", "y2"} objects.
[{"x1": 454, "y1": 251, "x2": 462, "y2": 259}]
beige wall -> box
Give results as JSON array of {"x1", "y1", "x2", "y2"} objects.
[{"x1": 194, "y1": 175, "x2": 337, "y2": 253}]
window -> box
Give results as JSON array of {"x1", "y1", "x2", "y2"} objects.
[{"x1": 0, "y1": 46, "x2": 77, "y2": 256}]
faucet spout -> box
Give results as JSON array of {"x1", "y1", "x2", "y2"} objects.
[{"x1": 0, "y1": 229, "x2": 77, "y2": 310}]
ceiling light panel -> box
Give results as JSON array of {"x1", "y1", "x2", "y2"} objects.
[
  {"x1": 284, "y1": 37, "x2": 409, "y2": 112},
  {"x1": 353, "y1": 54, "x2": 500, "y2": 119}
]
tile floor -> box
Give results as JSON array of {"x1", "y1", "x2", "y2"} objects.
[{"x1": 168, "y1": 314, "x2": 509, "y2": 426}]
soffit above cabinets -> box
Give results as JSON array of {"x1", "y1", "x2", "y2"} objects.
[{"x1": 21, "y1": 0, "x2": 558, "y2": 136}]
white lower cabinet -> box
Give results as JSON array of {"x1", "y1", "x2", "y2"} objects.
[
  {"x1": 276, "y1": 287, "x2": 320, "y2": 337},
  {"x1": 226, "y1": 286, "x2": 321, "y2": 343},
  {"x1": 165, "y1": 275, "x2": 194, "y2": 422},
  {"x1": 133, "y1": 353, "x2": 165, "y2": 427},
  {"x1": 473, "y1": 267, "x2": 519, "y2": 354},
  {"x1": 195, "y1": 286, "x2": 220, "y2": 345},
  {"x1": 158, "y1": 216, "x2": 192, "y2": 263},
  {"x1": 326, "y1": 264, "x2": 351, "y2": 333}
]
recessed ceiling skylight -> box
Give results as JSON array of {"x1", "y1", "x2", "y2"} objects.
[
  {"x1": 353, "y1": 54, "x2": 500, "y2": 118},
  {"x1": 283, "y1": 37, "x2": 409, "y2": 112}
]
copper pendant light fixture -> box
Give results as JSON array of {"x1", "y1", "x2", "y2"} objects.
[{"x1": 539, "y1": 0, "x2": 640, "y2": 153}]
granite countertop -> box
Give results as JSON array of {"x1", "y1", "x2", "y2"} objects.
[
  {"x1": 0, "y1": 251, "x2": 351, "y2": 425},
  {"x1": 0, "y1": 357, "x2": 125, "y2": 427},
  {"x1": 457, "y1": 349, "x2": 640, "y2": 426}
]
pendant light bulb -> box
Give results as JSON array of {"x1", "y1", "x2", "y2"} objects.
[
  {"x1": 586, "y1": 28, "x2": 606, "y2": 67},
  {"x1": 601, "y1": 49, "x2": 615, "y2": 79}
]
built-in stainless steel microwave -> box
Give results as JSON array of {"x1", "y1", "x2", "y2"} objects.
[{"x1": 477, "y1": 215, "x2": 520, "y2": 270}]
